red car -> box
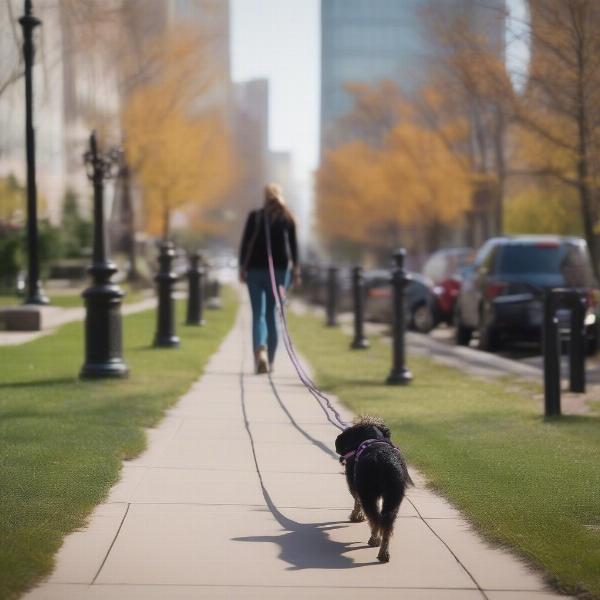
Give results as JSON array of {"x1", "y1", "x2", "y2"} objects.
[{"x1": 422, "y1": 248, "x2": 475, "y2": 324}]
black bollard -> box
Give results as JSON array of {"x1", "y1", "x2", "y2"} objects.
[
  {"x1": 80, "y1": 133, "x2": 128, "y2": 378},
  {"x1": 154, "y1": 241, "x2": 180, "y2": 347},
  {"x1": 569, "y1": 291, "x2": 586, "y2": 393},
  {"x1": 386, "y1": 248, "x2": 413, "y2": 385},
  {"x1": 542, "y1": 290, "x2": 560, "y2": 416},
  {"x1": 207, "y1": 279, "x2": 222, "y2": 310},
  {"x1": 326, "y1": 265, "x2": 338, "y2": 327},
  {"x1": 186, "y1": 251, "x2": 205, "y2": 326},
  {"x1": 351, "y1": 265, "x2": 369, "y2": 349}
]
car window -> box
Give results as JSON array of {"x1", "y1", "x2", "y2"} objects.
[
  {"x1": 476, "y1": 244, "x2": 497, "y2": 273},
  {"x1": 496, "y1": 242, "x2": 594, "y2": 285},
  {"x1": 474, "y1": 240, "x2": 496, "y2": 268}
]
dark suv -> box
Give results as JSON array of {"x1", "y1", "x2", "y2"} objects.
[{"x1": 454, "y1": 236, "x2": 598, "y2": 351}]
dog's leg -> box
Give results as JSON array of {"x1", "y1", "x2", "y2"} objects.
[
  {"x1": 349, "y1": 497, "x2": 365, "y2": 523},
  {"x1": 361, "y1": 495, "x2": 381, "y2": 547},
  {"x1": 377, "y1": 496, "x2": 401, "y2": 562}
]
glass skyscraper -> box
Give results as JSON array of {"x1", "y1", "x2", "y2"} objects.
[{"x1": 320, "y1": 0, "x2": 505, "y2": 154}]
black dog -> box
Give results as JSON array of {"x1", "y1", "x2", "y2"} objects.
[{"x1": 335, "y1": 416, "x2": 412, "y2": 562}]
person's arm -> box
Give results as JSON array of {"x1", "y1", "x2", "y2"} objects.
[
  {"x1": 288, "y1": 220, "x2": 301, "y2": 287},
  {"x1": 238, "y1": 211, "x2": 254, "y2": 282}
]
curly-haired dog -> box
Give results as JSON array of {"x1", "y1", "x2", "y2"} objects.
[{"x1": 335, "y1": 416, "x2": 413, "y2": 563}]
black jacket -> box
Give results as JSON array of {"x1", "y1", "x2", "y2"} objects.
[{"x1": 239, "y1": 209, "x2": 298, "y2": 271}]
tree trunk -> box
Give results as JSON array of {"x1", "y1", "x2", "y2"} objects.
[
  {"x1": 574, "y1": 12, "x2": 600, "y2": 282},
  {"x1": 493, "y1": 106, "x2": 506, "y2": 236},
  {"x1": 162, "y1": 205, "x2": 170, "y2": 241}
]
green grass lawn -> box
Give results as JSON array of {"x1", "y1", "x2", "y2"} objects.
[
  {"x1": 0, "y1": 285, "x2": 148, "y2": 310},
  {"x1": 0, "y1": 289, "x2": 238, "y2": 600},
  {"x1": 289, "y1": 311, "x2": 600, "y2": 599}
]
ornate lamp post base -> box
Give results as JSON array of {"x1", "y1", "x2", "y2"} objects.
[
  {"x1": 386, "y1": 368, "x2": 413, "y2": 386},
  {"x1": 79, "y1": 133, "x2": 128, "y2": 379},
  {"x1": 80, "y1": 267, "x2": 128, "y2": 379},
  {"x1": 25, "y1": 286, "x2": 49, "y2": 306}
]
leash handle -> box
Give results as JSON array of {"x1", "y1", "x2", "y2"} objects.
[{"x1": 263, "y1": 213, "x2": 348, "y2": 431}]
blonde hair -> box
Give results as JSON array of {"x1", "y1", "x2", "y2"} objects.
[{"x1": 264, "y1": 183, "x2": 294, "y2": 222}]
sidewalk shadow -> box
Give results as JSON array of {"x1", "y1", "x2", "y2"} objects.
[{"x1": 232, "y1": 484, "x2": 375, "y2": 570}]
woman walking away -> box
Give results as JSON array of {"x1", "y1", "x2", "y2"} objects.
[{"x1": 239, "y1": 183, "x2": 300, "y2": 374}]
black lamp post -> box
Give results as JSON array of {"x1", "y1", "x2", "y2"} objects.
[
  {"x1": 19, "y1": 0, "x2": 48, "y2": 305},
  {"x1": 80, "y1": 132, "x2": 128, "y2": 379}
]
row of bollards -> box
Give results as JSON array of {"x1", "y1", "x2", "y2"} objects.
[
  {"x1": 312, "y1": 252, "x2": 588, "y2": 407},
  {"x1": 79, "y1": 132, "x2": 219, "y2": 379},
  {"x1": 312, "y1": 248, "x2": 413, "y2": 386}
]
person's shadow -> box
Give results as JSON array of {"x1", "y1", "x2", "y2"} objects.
[{"x1": 232, "y1": 484, "x2": 375, "y2": 570}]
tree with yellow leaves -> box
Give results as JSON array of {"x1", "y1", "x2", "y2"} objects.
[
  {"x1": 423, "y1": 1, "x2": 512, "y2": 234},
  {"x1": 511, "y1": 0, "x2": 600, "y2": 277},
  {"x1": 316, "y1": 83, "x2": 472, "y2": 257},
  {"x1": 122, "y1": 27, "x2": 236, "y2": 240}
]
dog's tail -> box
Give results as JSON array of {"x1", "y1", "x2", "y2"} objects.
[{"x1": 397, "y1": 451, "x2": 415, "y2": 487}]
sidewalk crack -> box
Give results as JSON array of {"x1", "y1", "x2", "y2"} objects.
[{"x1": 91, "y1": 502, "x2": 131, "y2": 585}]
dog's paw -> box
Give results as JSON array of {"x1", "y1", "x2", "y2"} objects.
[
  {"x1": 368, "y1": 535, "x2": 381, "y2": 547},
  {"x1": 349, "y1": 511, "x2": 365, "y2": 523},
  {"x1": 377, "y1": 549, "x2": 390, "y2": 563}
]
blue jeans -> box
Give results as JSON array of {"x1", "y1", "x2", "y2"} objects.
[{"x1": 246, "y1": 269, "x2": 289, "y2": 364}]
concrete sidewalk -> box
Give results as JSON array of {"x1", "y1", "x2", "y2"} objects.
[{"x1": 24, "y1": 301, "x2": 569, "y2": 599}]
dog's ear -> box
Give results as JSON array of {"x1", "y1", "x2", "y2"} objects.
[{"x1": 335, "y1": 429, "x2": 352, "y2": 455}]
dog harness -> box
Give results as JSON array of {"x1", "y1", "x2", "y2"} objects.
[{"x1": 339, "y1": 438, "x2": 398, "y2": 466}]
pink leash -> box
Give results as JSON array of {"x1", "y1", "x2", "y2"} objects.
[{"x1": 263, "y1": 213, "x2": 349, "y2": 432}]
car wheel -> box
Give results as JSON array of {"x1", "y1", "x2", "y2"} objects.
[
  {"x1": 478, "y1": 303, "x2": 500, "y2": 352},
  {"x1": 411, "y1": 303, "x2": 434, "y2": 333},
  {"x1": 454, "y1": 307, "x2": 472, "y2": 346}
]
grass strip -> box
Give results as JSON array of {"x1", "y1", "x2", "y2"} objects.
[
  {"x1": 0, "y1": 289, "x2": 237, "y2": 600},
  {"x1": 288, "y1": 310, "x2": 600, "y2": 599},
  {"x1": 0, "y1": 286, "x2": 147, "y2": 309}
]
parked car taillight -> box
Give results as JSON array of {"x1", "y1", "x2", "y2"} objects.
[
  {"x1": 484, "y1": 281, "x2": 508, "y2": 300},
  {"x1": 368, "y1": 287, "x2": 390, "y2": 298}
]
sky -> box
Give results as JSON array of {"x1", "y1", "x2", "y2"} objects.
[{"x1": 230, "y1": 0, "x2": 320, "y2": 182}]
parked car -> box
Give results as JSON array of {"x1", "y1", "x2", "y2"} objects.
[
  {"x1": 364, "y1": 269, "x2": 439, "y2": 333},
  {"x1": 422, "y1": 248, "x2": 474, "y2": 324},
  {"x1": 454, "y1": 236, "x2": 598, "y2": 351}
]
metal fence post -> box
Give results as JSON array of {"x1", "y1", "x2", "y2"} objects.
[
  {"x1": 386, "y1": 248, "x2": 413, "y2": 385},
  {"x1": 326, "y1": 265, "x2": 338, "y2": 327},
  {"x1": 351, "y1": 265, "x2": 369, "y2": 349}
]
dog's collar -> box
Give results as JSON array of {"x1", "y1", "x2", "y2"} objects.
[{"x1": 339, "y1": 438, "x2": 395, "y2": 465}]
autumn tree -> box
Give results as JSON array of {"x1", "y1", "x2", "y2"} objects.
[
  {"x1": 122, "y1": 27, "x2": 236, "y2": 240},
  {"x1": 423, "y1": 1, "x2": 512, "y2": 235},
  {"x1": 509, "y1": 0, "x2": 600, "y2": 277},
  {"x1": 316, "y1": 84, "x2": 471, "y2": 259}
]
